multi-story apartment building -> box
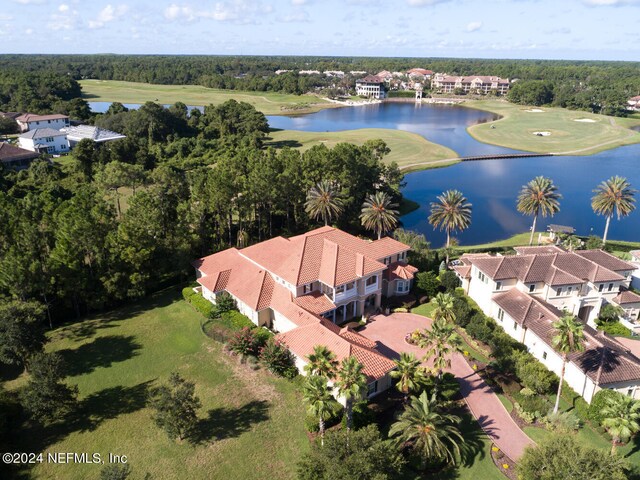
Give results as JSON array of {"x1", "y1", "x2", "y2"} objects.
[
  {"x1": 452, "y1": 245, "x2": 640, "y2": 402},
  {"x1": 193, "y1": 226, "x2": 418, "y2": 398},
  {"x1": 432, "y1": 74, "x2": 510, "y2": 95}
]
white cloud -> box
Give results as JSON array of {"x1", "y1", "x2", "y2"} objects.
[
  {"x1": 280, "y1": 10, "x2": 309, "y2": 22},
  {"x1": 89, "y1": 4, "x2": 129, "y2": 29},
  {"x1": 25, "y1": 28, "x2": 33, "y2": 35},
  {"x1": 407, "y1": 0, "x2": 449, "y2": 5},
  {"x1": 583, "y1": 0, "x2": 640, "y2": 4},
  {"x1": 164, "y1": 1, "x2": 273, "y2": 24},
  {"x1": 49, "y1": 7, "x2": 79, "y2": 31},
  {"x1": 11, "y1": 0, "x2": 47, "y2": 4},
  {"x1": 291, "y1": 0, "x2": 309, "y2": 4},
  {"x1": 466, "y1": 21, "x2": 482, "y2": 32},
  {"x1": 58, "y1": 3, "x2": 69, "y2": 11}
]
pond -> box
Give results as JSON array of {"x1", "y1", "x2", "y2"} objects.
[{"x1": 89, "y1": 101, "x2": 640, "y2": 246}]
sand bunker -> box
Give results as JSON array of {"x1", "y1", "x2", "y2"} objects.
[
  {"x1": 526, "y1": 108, "x2": 544, "y2": 113},
  {"x1": 532, "y1": 131, "x2": 551, "y2": 136},
  {"x1": 574, "y1": 118, "x2": 596, "y2": 123}
]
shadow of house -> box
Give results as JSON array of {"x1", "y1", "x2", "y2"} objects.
[
  {"x1": 193, "y1": 400, "x2": 270, "y2": 444},
  {"x1": 58, "y1": 335, "x2": 142, "y2": 377}
]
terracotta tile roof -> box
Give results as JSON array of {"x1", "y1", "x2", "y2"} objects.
[
  {"x1": 276, "y1": 321, "x2": 396, "y2": 381},
  {"x1": 514, "y1": 245, "x2": 566, "y2": 255},
  {"x1": 294, "y1": 291, "x2": 336, "y2": 315},
  {"x1": 357, "y1": 75, "x2": 384, "y2": 84},
  {"x1": 575, "y1": 250, "x2": 635, "y2": 273},
  {"x1": 385, "y1": 262, "x2": 419, "y2": 281},
  {"x1": 493, "y1": 288, "x2": 640, "y2": 385},
  {"x1": 366, "y1": 236, "x2": 411, "y2": 260},
  {"x1": 16, "y1": 113, "x2": 68, "y2": 122},
  {"x1": 0, "y1": 143, "x2": 40, "y2": 163},
  {"x1": 613, "y1": 290, "x2": 640, "y2": 306}
]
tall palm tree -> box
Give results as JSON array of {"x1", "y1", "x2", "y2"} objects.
[
  {"x1": 360, "y1": 191, "x2": 399, "y2": 240},
  {"x1": 389, "y1": 390, "x2": 464, "y2": 467},
  {"x1": 432, "y1": 293, "x2": 456, "y2": 324},
  {"x1": 304, "y1": 345, "x2": 338, "y2": 379},
  {"x1": 305, "y1": 180, "x2": 344, "y2": 226},
  {"x1": 390, "y1": 352, "x2": 426, "y2": 403},
  {"x1": 428, "y1": 190, "x2": 472, "y2": 262},
  {"x1": 591, "y1": 176, "x2": 636, "y2": 245},
  {"x1": 601, "y1": 394, "x2": 640, "y2": 455},
  {"x1": 302, "y1": 375, "x2": 340, "y2": 445},
  {"x1": 551, "y1": 314, "x2": 585, "y2": 414},
  {"x1": 420, "y1": 318, "x2": 463, "y2": 385},
  {"x1": 334, "y1": 356, "x2": 367, "y2": 432},
  {"x1": 517, "y1": 176, "x2": 562, "y2": 246}
]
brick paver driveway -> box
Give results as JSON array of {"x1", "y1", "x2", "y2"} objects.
[{"x1": 360, "y1": 312, "x2": 534, "y2": 461}]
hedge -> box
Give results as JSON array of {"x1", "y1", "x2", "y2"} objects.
[
  {"x1": 219, "y1": 310, "x2": 257, "y2": 330},
  {"x1": 588, "y1": 389, "x2": 625, "y2": 424},
  {"x1": 182, "y1": 286, "x2": 214, "y2": 317}
]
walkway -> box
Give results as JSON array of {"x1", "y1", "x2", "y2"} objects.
[{"x1": 360, "y1": 312, "x2": 534, "y2": 461}]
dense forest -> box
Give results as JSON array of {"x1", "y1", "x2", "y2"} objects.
[
  {"x1": 1, "y1": 54, "x2": 640, "y2": 116},
  {"x1": 0, "y1": 98, "x2": 404, "y2": 323}
]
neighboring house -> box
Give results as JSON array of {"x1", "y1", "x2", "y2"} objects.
[
  {"x1": 356, "y1": 75, "x2": 386, "y2": 99},
  {"x1": 16, "y1": 113, "x2": 70, "y2": 132},
  {"x1": 349, "y1": 70, "x2": 368, "y2": 76},
  {"x1": 0, "y1": 143, "x2": 40, "y2": 169},
  {"x1": 299, "y1": 70, "x2": 321, "y2": 75},
  {"x1": 18, "y1": 128, "x2": 69, "y2": 154},
  {"x1": 193, "y1": 226, "x2": 418, "y2": 398},
  {"x1": 61, "y1": 125, "x2": 126, "y2": 147},
  {"x1": 630, "y1": 250, "x2": 640, "y2": 290},
  {"x1": 547, "y1": 224, "x2": 575, "y2": 241},
  {"x1": 407, "y1": 68, "x2": 433, "y2": 81},
  {"x1": 628, "y1": 95, "x2": 640, "y2": 111},
  {"x1": 452, "y1": 245, "x2": 640, "y2": 402},
  {"x1": 492, "y1": 287, "x2": 640, "y2": 402},
  {"x1": 432, "y1": 74, "x2": 510, "y2": 95},
  {"x1": 613, "y1": 290, "x2": 640, "y2": 324},
  {"x1": 375, "y1": 71, "x2": 393, "y2": 82},
  {"x1": 453, "y1": 245, "x2": 634, "y2": 326},
  {"x1": 323, "y1": 70, "x2": 345, "y2": 77}
]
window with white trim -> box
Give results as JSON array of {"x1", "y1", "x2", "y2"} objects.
[
  {"x1": 542, "y1": 352, "x2": 547, "y2": 360},
  {"x1": 556, "y1": 287, "x2": 562, "y2": 296},
  {"x1": 497, "y1": 308, "x2": 504, "y2": 321},
  {"x1": 529, "y1": 284, "x2": 535, "y2": 293},
  {"x1": 383, "y1": 256, "x2": 391, "y2": 265},
  {"x1": 367, "y1": 381, "x2": 378, "y2": 396},
  {"x1": 513, "y1": 321, "x2": 518, "y2": 330},
  {"x1": 566, "y1": 286, "x2": 572, "y2": 295},
  {"x1": 396, "y1": 280, "x2": 410, "y2": 294},
  {"x1": 599, "y1": 284, "x2": 604, "y2": 292},
  {"x1": 496, "y1": 281, "x2": 502, "y2": 291},
  {"x1": 608, "y1": 283, "x2": 614, "y2": 292},
  {"x1": 366, "y1": 275, "x2": 377, "y2": 287},
  {"x1": 303, "y1": 283, "x2": 313, "y2": 294}
]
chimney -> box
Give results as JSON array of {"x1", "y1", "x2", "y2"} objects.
[{"x1": 356, "y1": 253, "x2": 365, "y2": 277}]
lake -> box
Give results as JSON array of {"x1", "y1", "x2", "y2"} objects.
[{"x1": 89, "y1": 101, "x2": 639, "y2": 246}]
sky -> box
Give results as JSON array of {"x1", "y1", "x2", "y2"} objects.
[{"x1": 2, "y1": 0, "x2": 640, "y2": 60}]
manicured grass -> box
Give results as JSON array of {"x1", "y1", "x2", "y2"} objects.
[
  {"x1": 497, "y1": 393, "x2": 514, "y2": 414},
  {"x1": 455, "y1": 232, "x2": 532, "y2": 251},
  {"x1": 265, "y1": 128, "x2": 459, "y2": 170},
  {"x1": 80, "y1": 79, "x2": 335, "y2": 116},
  {"x1": 411, "y1": 302, "x2": 436, "y2": 318},
  {"x1": 465, "y1": 100, "x2": 640, "y2": 155},
  {"x1": 8, "y1": 288, "x2": 308, "y2": 480}
]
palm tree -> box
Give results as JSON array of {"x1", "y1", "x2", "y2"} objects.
[
  {"x1": 591, "y1": 176, "x2": 636, "y2": 245},
  {"x1": 517, "y1": 176, "x2": 562, "y2": 246},
  {"x1": 360, "y1": 191, "x2": 399, "y2": 240},
  {"x1": 419, "y1": 318, "x2": 463, "y2": 386},
  {"x1": 432, "y1": 293, "x2": 456, "y2": 324},
  {"x1": 334, "y1": 356, "x2": 367, "y2": 432},
  {"x1": 302, "y1": 375, "x2": 340, "y2": 445},
  {"x1": 428, "y1": 190, "x2": 472, "y2": 262},
  {"x1": 390, "y1": 352, "x2": 426, "y2": 403},
  {"x1": 551, "y1": 314, "x2": 585, "y2": 414},
  {"x1": 304, "y1": 345, "x2": 338, "y2": 379},
  {"x1": 601, "y1": 394, "x2": 640, "y2": 455},
  {"x1": 389, "y1": 390, "x2": 464, "y2": 467},
  {"x1": 305, "y1": 180, "x2": 344, "y2": 226}
]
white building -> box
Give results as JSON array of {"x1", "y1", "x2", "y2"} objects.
[
  {"x1": 432, "y1": 74, "x2": 510, "y2": 95},
  {"x1": 452, "y1": 245, "x2": 640, "y2": 402},
  {"x1": 355, "y1": 75, "x2": 386, "y2": 99},
  {"x1": 193, "y1": 226, "x2": 418, "y2": 399},
  {"x1": 61, "y1": 125, "x2": 126, "y2": 147},
  {"x1": 16, "y1": 113, "x2": 70, "y2": 132},
  {"x1": 18, "y1": 128, "x2": 69, "y2": 154}
]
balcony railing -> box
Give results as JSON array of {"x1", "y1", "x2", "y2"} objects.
[
  {"x1": 334, "y1": 287, "x2": 357, "y2": 303},
  {"x1": 364, "y1": 281, "x2": 379, "y2": 295}
]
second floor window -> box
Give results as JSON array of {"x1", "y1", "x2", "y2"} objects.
[
  {"x1": 599, "y1": 284, "x2": 604, "y2": 292},
  {"x1": 495, "y1": 281, "x2": 502, "y2": 291},
  {"x1": 556, "y1": 287, "x2": 562, "y2": 296},
  {"x1": 366, "y1": 276, "x2": 377, "y2": 287},
  {"x1": 529, "y1": 284, "x2": 535, "y2": 293},
  {"x1": 497, "y1": 308, "x2": 504, "y2": 321},
  {"x1": 46, "y1": 137, "x2": 54, "y2": 142},
  {"x1": 303, "y1": 283, "x2": 313, "y2": 294},
  {"x1": 608, "y1": 283, "x2": 614, "y2": 292}
]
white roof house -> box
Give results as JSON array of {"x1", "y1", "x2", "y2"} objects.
[{"x1": 61, "y1": 125, "x2": 126, "y2": 146}]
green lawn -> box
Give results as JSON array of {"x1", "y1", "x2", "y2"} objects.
[
  {"x1": 7, "y1": 288, "x2": 308, "y2": 480},
  {"x1": 455, "y1": 232, "x2": 533, "y2": 251},
  {"x1": 265, "y1": 128, "x2": 458, "y2": 170},
  {"x1": 80, "y1": 79, "x2": 335, "y2": 116},
  {"x1": 465, "y1": 100, "x2": 640, "y2": 155}
]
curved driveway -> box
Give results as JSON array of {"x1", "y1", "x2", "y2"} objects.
[{"x1": 360, "y1": 312, "x2": 534, "y2": 461}]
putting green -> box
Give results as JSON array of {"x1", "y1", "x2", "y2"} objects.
[{"x1": 465, "y1": 100, "x2": 640, "y2": 155}]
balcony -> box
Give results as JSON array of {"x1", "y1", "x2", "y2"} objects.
[
  {"x1": 364, "y1": 280, "x2": 379, "y2": 295},
  {"x1": 334, "y1": 285, "x2": 357, "y2": 303}
]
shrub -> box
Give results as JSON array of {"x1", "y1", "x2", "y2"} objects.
[
  {"x1": 573, "y1": 396, "x2": 590, "y2": 423},
  {"x1": 452, "y1": 295, "x2": 473, "y2": 327},
  {"x1": 182, "y1": 287, "x2": 214, "y2": 318},
  {"x1": 515, "y1": 354, "x2": 557, "y2": 394},
  {"x1": 597, "y1": 321, "x2": 631, "y2": 337},
  {"x1": 254, "y1": 327, "x2": 274, "y2": 346},
  {"x1": 513, "y1": 390, "x2": 550, "y2": 417},
  {"x1": 227, "y1": 327, "x2": 261, "y2": 356},
  {"x1": 423, "y1": 372, "x2": 461, "y2": 401},
  {"x1": 415, "y1": 271, "x2": 440, "y2": 298},
  {"x1": 341, "y1": 401, "x2": 376, "y2": 430},
  {"x1": 588, "y1": 389, "x2": 625, "y2": 424},
  {"x1": 211, "y1": 292, "x2": 237, "y2": 317},
  {"x1": 100, "y1": 464, "x2": 132, "y2": 480},
  {"x1": 585, "y1": 235, "x2": 603, "y2": 250},
  {"x1": 259, "y1": 338, "x2": 297, "y2": 378},
  {"x1": 514, "y1": 403, "x2": 538, "y2": 424},
  {"x1": 544, "y1": 410, "x2": 581, "y2": 433},
  {"x1": 439, "y1": 270, "x2": 461, "y2": 292},
  {"x1": 305, "y1": 406, "x2": 342, "y2": 432},
  {"x1": 393, "y1": 307, "x2": 408, "y2": 313},
  {"x1": 220, "y1": 311, "x2": 256, "y2": 330},
  {"x1": 466, "y1": 313, "x2": 495, "y2": 344}
]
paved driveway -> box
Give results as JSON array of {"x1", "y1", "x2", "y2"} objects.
[{"x1": 360, "y1": 312, "x2": 534, "y2": 461}]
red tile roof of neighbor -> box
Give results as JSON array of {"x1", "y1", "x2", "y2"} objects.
[
  {"x1": 461, "y1": 249, "x2": 632, "y2": 285},
  {"x1": 493, "y1": 288, "x2": 640, "y2": 385},
  {"x1": 385, "y1": 262, "x2": 419, "y2": 282},
  {"x1": 16, "y1": 113, "x2": 69, "y2": 122},
  {"x1": 276, "y1": 320, "x2": 396, "y2": 381},
  {"x1": 407, "y1": 68, "x2": 433, "y2": 75},
  {"x1": 614, "y1": 290, "x2": 640, "y2": 306},
  {"x1": 357, "y1": 75, "x2": 384, "y2": 84},
  {"x1": 0, "y1": 143, "x2": 40, "y2": 163}
]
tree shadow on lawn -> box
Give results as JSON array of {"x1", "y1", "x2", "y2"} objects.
[
  {"x1": 263, "y1": 139, "x2": 303, "y2": 149},
  {"x1": 58, "y1": 335, "x2": 142, "y2": 376},
  {"x1": 193, "y1": 400, "x2": 270, "y2": 444}
]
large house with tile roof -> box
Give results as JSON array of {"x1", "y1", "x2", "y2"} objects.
[
  {"x1": 356, "y1": 75, "x2": 386, "y2": 99},
  {"x1": 16, "y1": 113, "x2": 70, "y2": 132},
  {"x1": 452, "y1": 245, "x2": 640, "y2": 402},
  {"x1": 193, "y1": 226, "x2": 418, "y2": 398}
]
